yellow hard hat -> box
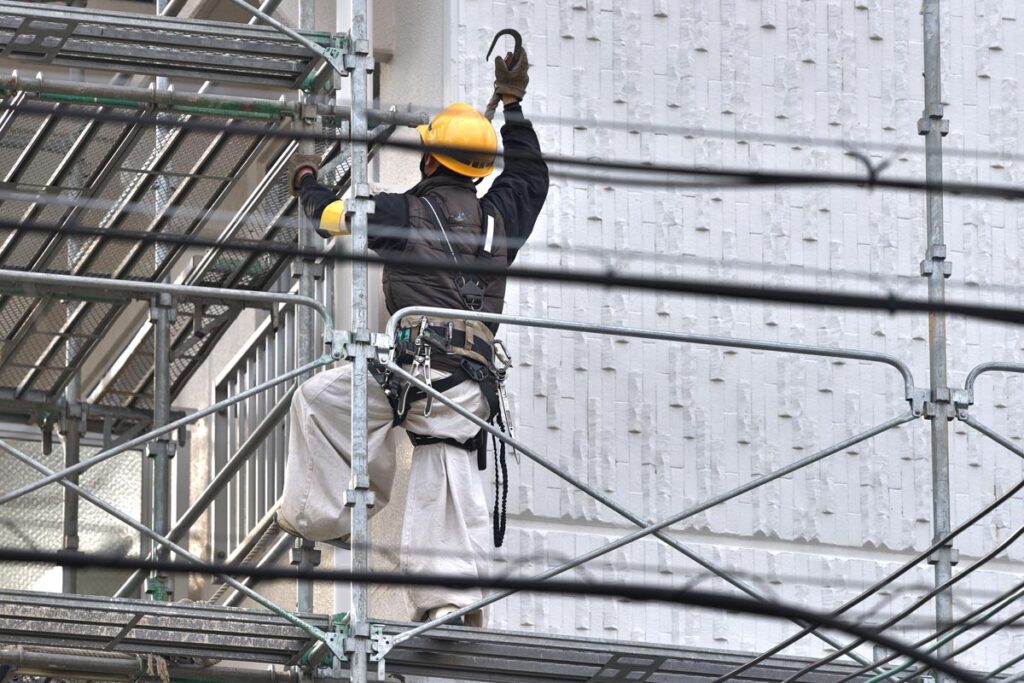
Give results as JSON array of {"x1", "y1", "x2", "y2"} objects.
[{"x1": 416, "y1": 103, "x2": 497, "y2": 178}]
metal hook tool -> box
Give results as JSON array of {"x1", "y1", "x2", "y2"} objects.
[
  {"x1": 486, "y1": 28, "x2": 523, "y2": 64},
  {"x1": 484, "y1": 28, "x2": 524, "y2": 120}
]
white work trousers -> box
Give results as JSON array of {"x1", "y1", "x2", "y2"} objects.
[{"x1": 279, "y1": 363, "x2": 493, "y2": 619}]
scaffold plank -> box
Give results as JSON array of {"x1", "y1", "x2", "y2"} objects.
[
  {"x1": 0, "y1": 589, "x2": 874, "y2": 682},
  {"x1": 0, "y1": 1, "x2": 332, "y2": 88}
]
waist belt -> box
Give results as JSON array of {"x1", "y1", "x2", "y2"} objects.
[{"x1": 395, "y1": 323, "x2": 495, "y2": 368}]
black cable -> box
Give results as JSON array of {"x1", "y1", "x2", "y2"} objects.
[
  {"x1": 2, "y1": 216, "x2": 1024, "y2": 329},
  {"x1": 785, "y1": 519, "x2": 1024, "y2": 683},
  {"x1": 0, "y1": 184, "x2": 931, "y2": 289},
  {"x1": 831, "y1": 578, "x2": 1024, "y2": 683},
  {"x1": 0, "y1": 546, "x2": 984, "y2": 682},
  {"x1": 7, "y1": 99, "x2": 1024, "y2": 201},
  {"x1": 901, "y1": 604, "x2": 1024, "y2": 682},
  {"x1": 712, "y1": 475, "x2": 1024, "y2": 682}
]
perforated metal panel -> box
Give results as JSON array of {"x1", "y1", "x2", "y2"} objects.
[
  {"x1": 92, "y1": 128, "x2": 392, "y2": 414},
  {"x1": 0, "y1": 1, "x2": 334, "y2": 88},
  {"x1": 0, "y1": 94, "x2": 274, "y2": 407}
]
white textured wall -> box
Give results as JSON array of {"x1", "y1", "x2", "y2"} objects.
[{"x1": 434, "y1": 0, "x2": 1024, "y2": 671}]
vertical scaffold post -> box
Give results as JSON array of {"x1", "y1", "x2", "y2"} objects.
[
  {"x1": 60, "y1": 375, "x2": 82, "y2": 594},
  {"x1": 347, "y1": 0, "x2": 374, "y2": 679},
  {"x1": 146, "y1": 0, "x2": 174, "y2": 603},
  {"x1": 920, "y1": 0, "x2": 955, "y2": 679},
  {"x1": 148, "y1": 293, "x2": 176, "y2": 601},
  {"x1": 62, "y1": 51, "x2": 87, "y2": 599},
  {"x1": 293, "y1": 0, "x2": 321, "y2": 614}
]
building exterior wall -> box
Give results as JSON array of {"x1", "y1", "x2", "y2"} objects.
[{"x1": 432, "y1": 0, "x2": 1024, "y2": 670}]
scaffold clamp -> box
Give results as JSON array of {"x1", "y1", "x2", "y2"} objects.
[{"x1": 370, "y1": 625, "x2": 388, "y2": 679}]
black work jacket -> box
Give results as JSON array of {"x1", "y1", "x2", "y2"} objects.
[{"x1": 301, "y1": 102, "x2": 548, "y2": 266}]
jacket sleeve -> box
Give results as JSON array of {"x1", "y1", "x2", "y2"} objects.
[
  {"x1": 481, "y1": 102, "x2": 549, "y2": 264},
  {"x1": 297, "y1": 174, "x2": 410, "y2": 251}
]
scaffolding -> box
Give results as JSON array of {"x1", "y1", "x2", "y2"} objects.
[{"x1": 0, "y1": 0, "x2": 1019, "y2": 681}]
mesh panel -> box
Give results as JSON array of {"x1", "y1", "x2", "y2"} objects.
[
  {"x1": 0, "y1": 98, "x2": 355, "y2": 409},
  {"x1": 0, "y1": 439, "x2": 142, "y2": 592},
  {"x1": 0, "y1": 108, "x2": 266, "y2": 399}
]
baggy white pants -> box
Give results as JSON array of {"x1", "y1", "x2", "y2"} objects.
[{"x1": 279, "y1": 363, "x2": 493, "y2": 619}]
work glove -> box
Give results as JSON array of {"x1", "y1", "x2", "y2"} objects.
[
  {"x1": 295, "y1": 172, "x2": 348, "y2": 237},
  {"x1": 287, "y1": 153, "x2": 321, "y2": 196},
  {"x1": 485, "y1": 47, "x2": 529, "y2": 118},
  {"x1": 493, "y1": 46, "x2": 529, "y2": 101}
]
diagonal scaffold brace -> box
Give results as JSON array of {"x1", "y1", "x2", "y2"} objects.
[{"x1": 0, "y1": 437, "x2": 349, "y2": 663}]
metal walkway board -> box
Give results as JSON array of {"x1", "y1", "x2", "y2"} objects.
[
  {"x1": 0, "y1": 0, "x2": 333, "y2": 88},
  {"x1": 0, "y1": 90, "x2": 275, "y2": 416},
  {"x1": 0, "y1": 588, "x2": 327, "y2": 664},
  {"x1": 91, "y1": 131, "x2": 388, "y2": 417},
  {"x1": 0, "y1": 589, "x2": 871, "y2": 682}
]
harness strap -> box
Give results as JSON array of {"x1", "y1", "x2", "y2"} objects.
[{"x1": 371, "y1": 356, "x2": 509, "y2": 548}]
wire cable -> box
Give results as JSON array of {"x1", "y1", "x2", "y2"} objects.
[
  {"x1": 988, "y1": 652, "x2": 1024, "y2": 681},
  {"x1": 7, "y1": 99, "x2": 1024, "y2": 201},
  {"x1": 848, "y1": 578, "x2": 1024, "y2": 683},
  {"x1": 781, "y1": 519, "x2": 1024, "y2": 683},
  {"x1": 2, "y1": 216, "x2": 1024, "y2": 329},
  {"x1": 711, "y1": 475, "x2": 1024, "y2": 682},
  {"x1": 0, "y1": 546, "x2": 985, "y2": 683},
  {"x1": 899, "y1": 603, "x2": 1024, "y2": 682},
  {"x1": 0, "y1": 186, "x2": 934, "y2": 291},
  {"x1": 391, "y1": 93, "x2": 1024, "y2": 165}
]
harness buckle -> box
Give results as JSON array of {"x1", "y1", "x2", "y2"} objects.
[
  {"x1": 460, "y1": 357, "x2": 491, "y2": 383},
  {"x1": 420, "y1": 327, "x2": 451, "y2": 355}
]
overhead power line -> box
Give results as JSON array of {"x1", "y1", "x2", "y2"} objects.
[
  {"x1": 2, "y1": 217, "x2": 1023, "y2": 328},
  {"x1": 771, "y1": 505, "x2": 1024, "y2": 682},
  {"x1": 713, "y1": 475, "x2": 1024, "y2": 682},
  {"x1": 0, "y1": 185, "x2": 920, "y2": 289},
  {"x1": 7, "y1": 100, "x2": 1024, "y2": 201},
  {"x1": 0, "y1": 546, "x2": 985, "y2": 683}
]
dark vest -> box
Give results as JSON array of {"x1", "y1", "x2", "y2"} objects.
[{"x1": 382, "y1": 174, "x2": 508, "y2": 327}]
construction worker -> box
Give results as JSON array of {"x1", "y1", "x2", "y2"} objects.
[{"x1": 279, "y1": 46, "x2": 547, "y2": 626}]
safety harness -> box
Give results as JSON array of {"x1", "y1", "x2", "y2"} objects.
[
  {"x1": 372, "y1": 196, "x2": 516, "y2": 547},
  {"x1": 372, "y1": 318, "x2": 514, "y2": 547}
]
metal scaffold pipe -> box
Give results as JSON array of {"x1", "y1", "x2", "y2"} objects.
[
  {"x1": 0, "y1": 74, "x2": 429, "y2": 127},
  {"x1": 347, "y1": 0, "x2": 374, "y2": 679},
  {"x1": 60, "y1": 375, "x2": 81, "y2": 594},
  {"x1": 0, "y1": 646, "x2": 316, "y2": 683},
  {"x1": 380, "y1": 359, "x2": 916, "y2": 656},
  {"x1": 147, "y1": 293, "x2": 175, "y2": 601},
  {"x1": 0, "y1": 439, "x2": 341, "y2": 657},
  {"x1": 114, "y1": 387, "x2": 296, "y2": 599},
  {"x1": 0, "y1": 71, "x2": 302, "y2": 120},
  {"x1": 920, "y1": 1, "x2": 955, "y2": 680},
  {"x1": 294, "y1": 0, "x2": 321, "y2": 614}
]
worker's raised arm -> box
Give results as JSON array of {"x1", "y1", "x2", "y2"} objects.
[
  {"x1": 295, "y1": 172, "x2": 410, "y2": 252},
  {"x1": 481, "y1": 102, "x2": 548, "y2": 263},
  {"x1": 480, "y1": 47, "x2": 549, "y2": 264}
]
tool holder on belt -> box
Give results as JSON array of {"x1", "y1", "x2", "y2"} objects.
[{"x1": 371, "y1": 316, "x2": 516, "y2": 547}]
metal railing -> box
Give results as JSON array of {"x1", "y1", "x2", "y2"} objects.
[
  {"x1": 370, "y1": 306, "x2": 922, "y2": 666},
  {"x1": 210, "y1": 273, "x2": 331, "y2": 565},
  {"x1": 0, "y1": 268, "x2": 348, "y2": 663}
]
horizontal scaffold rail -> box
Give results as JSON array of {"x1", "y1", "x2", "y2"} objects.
[
  {"x1": 0, "y1": 589, "x2": 874, "y2": 682},
  {"x1": 2, "y1": 71, "x2": 432, "y2": 126},
  {"x1": 0, "y1": 0, "x2": 332, "y2": 88}
]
